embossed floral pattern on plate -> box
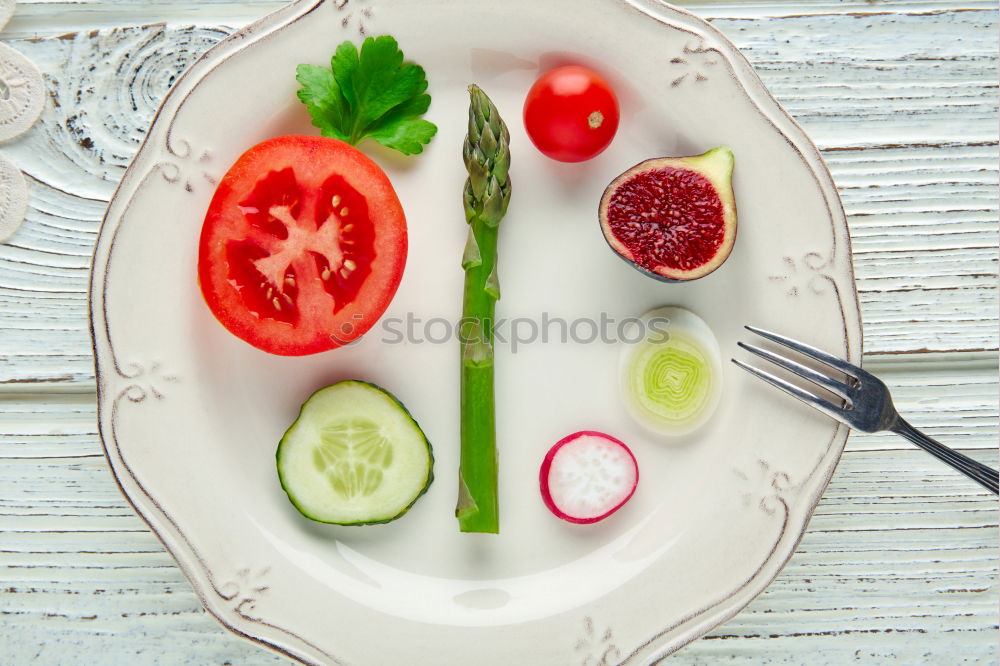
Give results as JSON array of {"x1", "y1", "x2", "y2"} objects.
[{"x1": 90, "y1": 0, "x2": 861, "y2": 664}]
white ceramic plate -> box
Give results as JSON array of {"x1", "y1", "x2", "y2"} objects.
[{"x1": 91, "y1": 0, "x2": 862, "y2": 663}]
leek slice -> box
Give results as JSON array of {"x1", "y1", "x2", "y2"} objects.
[{"x1": 620, "y1": 306, "x2": 722, "y2": 436}]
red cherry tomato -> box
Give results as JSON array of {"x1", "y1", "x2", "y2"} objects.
[
  {"x1": 523, "y1": 65, "x2": 620, "y2": 162},
  {"x1": 198, "y1": 135, "x2": 406, "y2": 356}
]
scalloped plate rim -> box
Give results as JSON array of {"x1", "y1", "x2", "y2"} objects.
[{"x1": 89, "y1": 0, "x2": 863, "y2": 663}]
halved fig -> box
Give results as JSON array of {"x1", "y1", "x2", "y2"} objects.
[{"x1": 599, "y1": 147, "x2": 736, "y2": 282}]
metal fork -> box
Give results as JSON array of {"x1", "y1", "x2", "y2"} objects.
[{"x1": 733, "y1": 325, "x2": 999, "y2": 494}]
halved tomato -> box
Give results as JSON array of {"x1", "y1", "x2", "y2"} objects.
[{"x1": 198, "y1": 135, "x2": 406, "y2": 355}]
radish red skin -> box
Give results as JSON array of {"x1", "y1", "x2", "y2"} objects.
[{"x1": 539, "y1": 431, "x2": 639, "y2": 524}]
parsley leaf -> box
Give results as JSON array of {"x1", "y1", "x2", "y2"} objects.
[{"x1": 296, "y1": 36, "x2": 437, "y2": 155}]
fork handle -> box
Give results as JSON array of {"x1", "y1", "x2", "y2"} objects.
[{"x1": 891, "y1": 418, "x2": 998, "y2": 494}]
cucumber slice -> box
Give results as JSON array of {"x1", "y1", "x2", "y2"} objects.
[{"x1": 276, "y1": 380, "x2": 434, "y2": 525}]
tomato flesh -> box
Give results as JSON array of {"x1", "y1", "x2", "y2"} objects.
[
  {"x1": 198, "y1": 135, "x2": 406, "y2": 355},
  {"x1": 523, "y1": 65, "x2": 620, "y2": 163}
]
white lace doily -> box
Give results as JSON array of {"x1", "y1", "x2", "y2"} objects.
[
  {"x1": 0, "y1": 41, "x2": 44, "y2": 143},
  {"x1": 0, "y1": 0, "x2": 43, "y2": 243},
  {"x1": 0, "y1": 151, "x2": 27, "y2": 243}
]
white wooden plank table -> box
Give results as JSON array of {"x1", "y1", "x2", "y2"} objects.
[{"x1": 1, "y1": 0, "x2": 997, "y2": 663}]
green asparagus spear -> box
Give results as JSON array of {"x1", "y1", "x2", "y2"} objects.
[{"x1": 456, "y1": 85, "x2": 511, "y2": 534}]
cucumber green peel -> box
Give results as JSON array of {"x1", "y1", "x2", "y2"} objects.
[
  {"x1": 277, "y1": 380, "x2": 433, "y2": 526},
  {"x1": 456, "y1": 85, "x2": 511, "y2": 534},
  {"x1": 622, "y1": 307, "x2": 722, "y2": 436}
]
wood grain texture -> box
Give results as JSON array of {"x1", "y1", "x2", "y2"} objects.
[
  {"x1": 0, "y1": 0, "x2": 996, "y2": 663},
  {"x1": 1, "y1": 359, "x2": 996, "y2": 663},
  {"x1": 0, "y1": 22, "x2": 232, "y2": 386},
  {"x1": 0, "y1": 0, "x2": 996, "y2": 386}
]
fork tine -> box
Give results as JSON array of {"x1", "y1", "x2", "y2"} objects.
[
  {"x1": 745, "y1": 325, "x2": 859, "y2": 378},
  {"x1": 732, "y1": 358, "x2": 848, "y2": 424},
  {"x1": 737, "y1": 341, "x2": 852, "y2": 400}
]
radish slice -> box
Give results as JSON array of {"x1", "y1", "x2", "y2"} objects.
[{"x1": 539, "y1": 431, "x2": 639, "y2": 524}]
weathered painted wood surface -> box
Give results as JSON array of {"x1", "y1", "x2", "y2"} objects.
[{"x1": 0, "y1": 0, "x2": 996, "y2": 663}]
